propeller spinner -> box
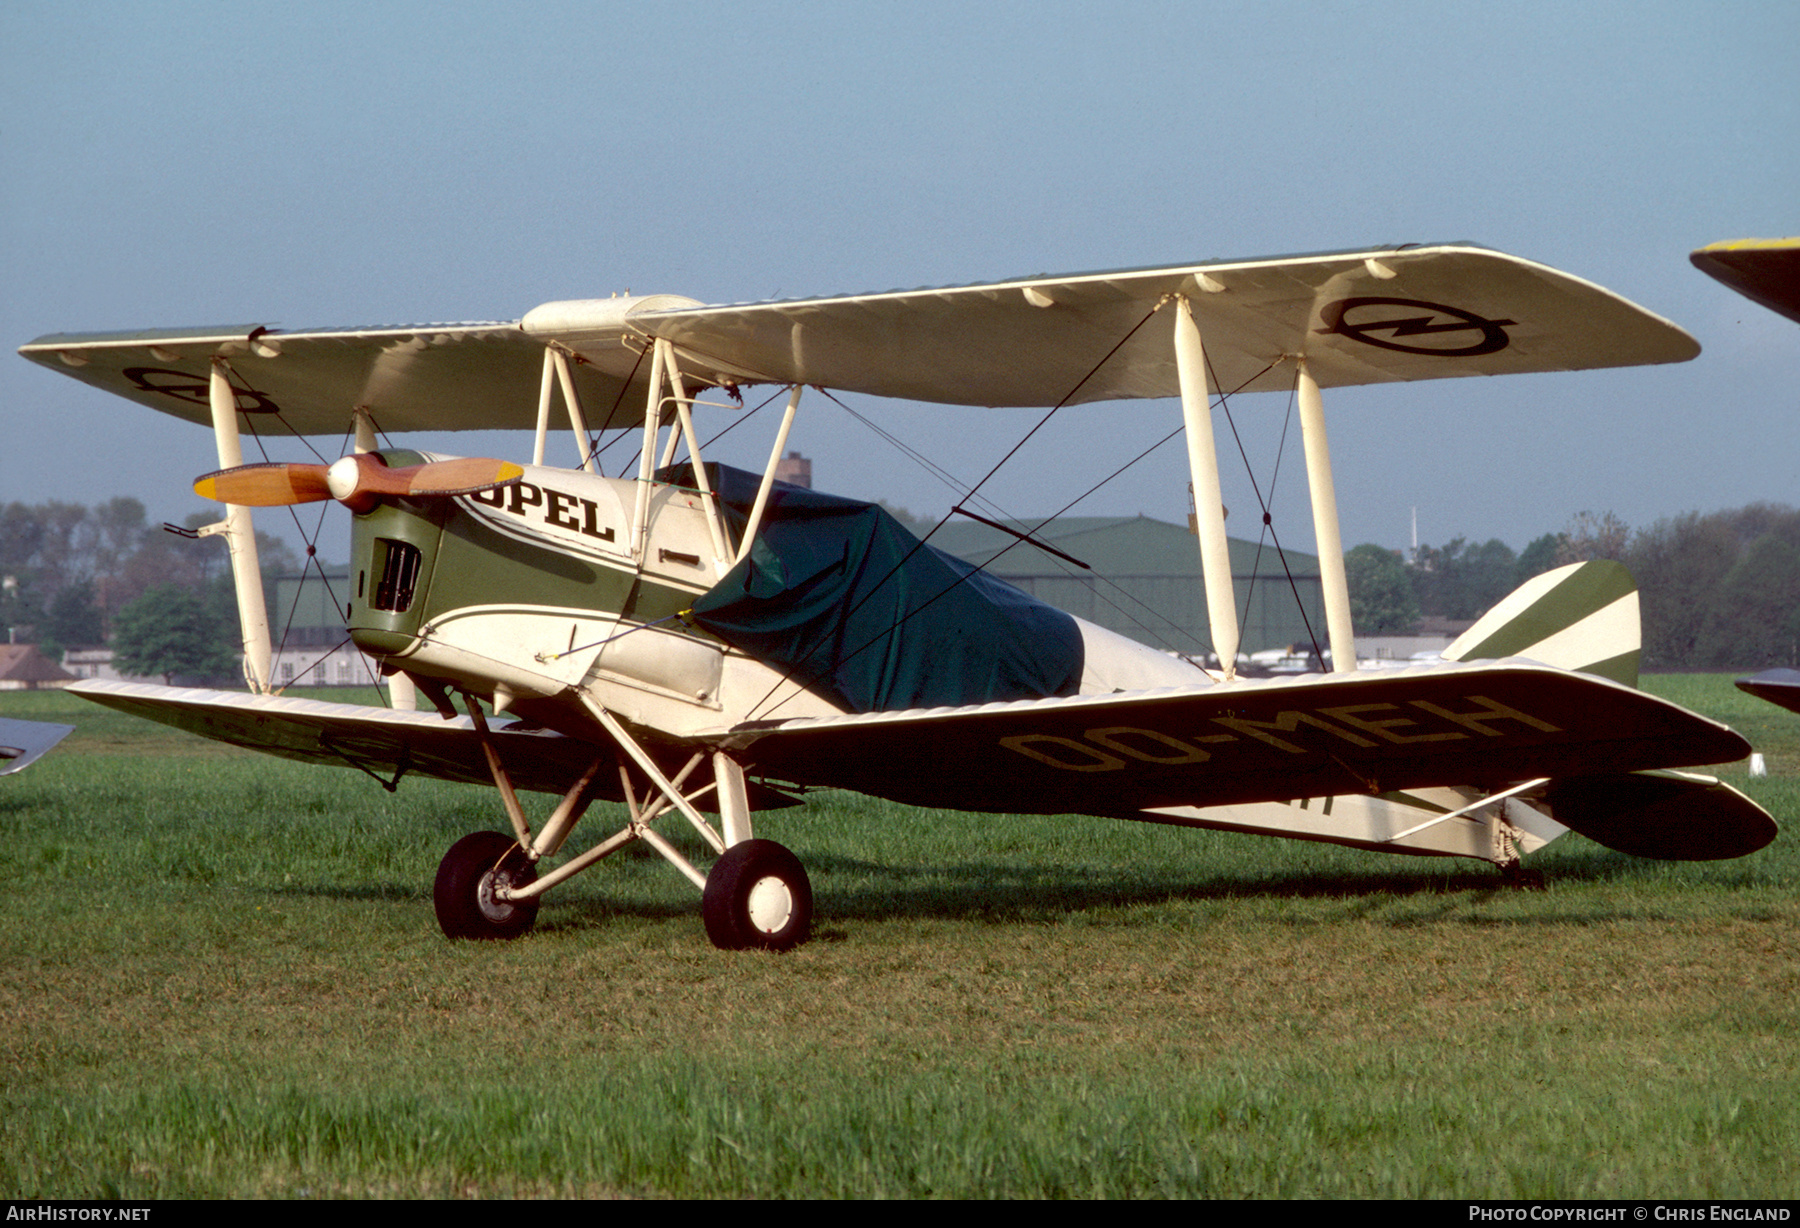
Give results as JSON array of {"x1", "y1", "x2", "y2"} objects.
[{"x1": 196, "y1": 454, "x2": 524, "y2": 513}]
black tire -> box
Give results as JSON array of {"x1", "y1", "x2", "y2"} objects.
[
  {"x1": 434, "y1": 831, "x2": 540, "y2": 940},
  {"x1": 702, "y1": 839, "x2": 812, "y2": 951}
]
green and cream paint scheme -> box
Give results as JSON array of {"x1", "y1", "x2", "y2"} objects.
[{"x1": 20, "y1": 245, "x2": 1777, "y2": 948}]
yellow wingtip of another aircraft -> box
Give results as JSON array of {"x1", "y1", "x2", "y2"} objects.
[
  {"x1": 1692, "y1": 237, "x2": 1800, "y2": 255},
  {"x1": 1691, "y1": 236, "x2": 1800, "y2": 324}
]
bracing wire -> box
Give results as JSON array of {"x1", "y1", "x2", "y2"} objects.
[
  {"x1": 821, "y1": 359, "x2": 1282, "y2": 663},
  {"x1": 238, "y1": 404, "x2": 396, "y2": 703},
  {"x1": 1205, "y1": 354, "x2": 1326, "y2": 666},
  {"x1": 743, "y1": 299, "x2": 1170, "y2": 720}
]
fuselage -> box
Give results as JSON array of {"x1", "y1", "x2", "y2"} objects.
[{"x1": 342, "y1": 453, "x2": 1209, "y2": 744}]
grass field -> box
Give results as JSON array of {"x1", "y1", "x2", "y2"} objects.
[{"x1": 2, "y1": 677, "x2": 1796, "y2": 1198}]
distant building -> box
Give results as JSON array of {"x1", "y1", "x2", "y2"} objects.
[
  {"x1": 1354, "y1": 615, "x2": 1475, "y2": 666},
  {"x1": 774, "y1": 451, "x2": 812, "y2": 489},
  {"x1": 63, "y1": 571, "x2": 383, "y2": 691},
  {"x1": 930, "y1": 514, "x2": 1325, "y2": 659},
  {"x1": 61, "y1": 647, "x2": 129, "y2": 682},
  {"x1": 0, "y1": 644, "x2": 75, "y2": 691},
  {"x1": 267, "y1": 567, "x2": 382, "y2": 688}
]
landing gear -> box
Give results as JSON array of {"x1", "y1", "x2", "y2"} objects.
[
  {"x1": 434, "y1": 831, "x2": 541, "y2": 940},
  {"x1": 442, "y1": 698, "x2": 812, "y2": 949},
  {"x1": 702, "y1": 839, "x2": 812, "y2": 951},
  {"x1": 1491, "y1": 797, "x2": 1544, "y2": 889}
]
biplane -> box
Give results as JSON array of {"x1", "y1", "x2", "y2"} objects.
[
  {"x1": 1692, "y1": 237, "x2": 1800, "y2": 715},
  {"x1": 19, "y1": 243, "x2": 1777, "y2": 949},
  {"x1": 1692, "y1": 236, "x2": 1800, "y2": 325}
]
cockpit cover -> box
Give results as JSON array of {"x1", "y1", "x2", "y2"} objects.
[{"x1": 678, "y1": 465, "x2": 1083, "y2": 713}]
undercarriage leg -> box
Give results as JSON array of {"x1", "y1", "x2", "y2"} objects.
[
  {"x1": 463, "y1": 691, "x2": 532, "y2": 849},
  {"x1": 715, "y1": 751, "x2": 752, "y2": 847},
  {"x1": 1492, "y1": 799, "x2": 1545, "y2": 889}
]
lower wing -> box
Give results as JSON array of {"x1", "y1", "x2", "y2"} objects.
[
  {"x1": 0, "y1": 717, "x2": 75, "y2": 777},
  {"x1": 722, "y1": 659, "x2": 1772, "y2": 859},
  {"x1": 71, "y1": 679, "x2": 609, "y2": 794}
]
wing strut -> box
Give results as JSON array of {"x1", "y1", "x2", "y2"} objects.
[
  {"x1": 530, "y1": 346, "x2": 598, "y2": 472},
  {"x1": 1173, "y1": 296, "x2": 1240, "y2": 678},
  {"x1": 662, "y1": 342, "x2": 733, "y2": 568},
  {"x1": 1377, "y1": 777, "x2": 1550, "y2": 843},
  {"x1": 1296, "y1": 361, "x2": 1357, "y2": 673},
  {"x1": 736, "y1": 385, "x2": 803, "y2": 565},
  {"x1": 203, "y1": 358, "x2": 273, "y2": 693},
  {"x1": 630, "y1": 341, "x2": 666, "y2": 561},
  {"x1": 622, "y1": 338, "x2": 734, "y2": 573},
  {"x1": 553, "y1": 346, "x2": 597, "y2": 473}
]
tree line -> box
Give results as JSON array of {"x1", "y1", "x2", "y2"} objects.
[
  {"x1": 1, "y1": 498, "x2": 299, "y2": 681},
  {"x1": 7, "y1": 498, "x2": 1797, "y2": 678},
  {"x1": 1347, "y1": 505, "x2": 1800, "y2": 669}
]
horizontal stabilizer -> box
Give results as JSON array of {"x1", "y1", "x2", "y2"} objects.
[{"x1": 1539, "y1": 771, "x2": 1776, "y2": 860}]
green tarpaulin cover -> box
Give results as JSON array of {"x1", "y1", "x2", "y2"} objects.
[{"x1": 674, "y1": 465, "x2": 1083, "y2": 713}]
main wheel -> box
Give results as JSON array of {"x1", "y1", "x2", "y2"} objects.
[
  {"x1": 434, "y1": 831, "x2": 540, "y2": 940},
  {"x1": 702, "y1": 839, "x2": 812, "y2": 951}
]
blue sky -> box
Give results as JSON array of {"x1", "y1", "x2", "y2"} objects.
[{"x1": 4, "y1": 0, "x2": 1796, "y2": 563}]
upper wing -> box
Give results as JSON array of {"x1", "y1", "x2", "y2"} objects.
[
  {"x1": 718, "y1": 659, "x2": 1748, "y2": 815},
  {"x1": 1691, "y1": 238, "x2": 1800, "y2": 324},
  {"x1": 22, "y1": 244, "x2": 1697, "y2": 430},
  {"x1": 17, "y1": 299, "x2": 700, "y2": 436},
  {"x1": 624, "y1": 242, "x2": 1698, "y2": 405}
]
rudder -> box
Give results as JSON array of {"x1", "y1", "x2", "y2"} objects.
[{"x1": 1442, "y1": 560, "x2": 1639, "y2": 687}]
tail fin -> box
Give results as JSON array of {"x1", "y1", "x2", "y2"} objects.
[{"x1": 1442, "y1": 560, "x2": 1640, "y2": 687}]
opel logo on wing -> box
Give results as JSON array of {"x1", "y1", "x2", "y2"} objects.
[
  {"x1": 123, "y1": 367, "x2": 280, "y2": 413},
  {"x1": 1317, "y1": 297, "x2": 1515, "y2": 357}
]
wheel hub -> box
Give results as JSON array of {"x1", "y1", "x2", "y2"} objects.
[
  {"x1": 744, "y1": 874, "x2": 794, "y2": 933},
  {"x1": 476, "y1": 866, "x2": 524, "y2": 923}
]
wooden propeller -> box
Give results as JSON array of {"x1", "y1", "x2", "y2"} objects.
[{"x1": 195, "y1": 454, "x2": 524, "y2": 513}]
